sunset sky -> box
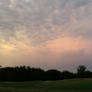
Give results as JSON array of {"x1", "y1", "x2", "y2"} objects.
[{"x1": 0, "y1": 0, "x2": 92, "y2": 71}]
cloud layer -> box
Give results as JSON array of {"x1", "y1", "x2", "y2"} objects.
[{"x1": 0, "y1": 0, "x2": 92, "y2": 71}]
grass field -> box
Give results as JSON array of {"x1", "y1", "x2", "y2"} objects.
[{"x1": 0, "y1": 79, "x2": 92, "y2": 92}]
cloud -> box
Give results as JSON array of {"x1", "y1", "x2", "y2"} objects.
[
  {"x1": 9, "y1": 0, "x2": 15, "y2": 8},
  {"x1": 45, "y1": 36, "x2": 92, "y2": 54},
  {"x1": 32, "y1": 36, "x2": 92, "y2": 70},
  {"x1": 0, "y1": 0, "x2": 92, "y2": 42},
  {"x1": 0, "y1": 0, "x2": 92, "y2": 70},
  {"x1": 0, "y1": 29, "x2": 92, "y2": 70},
  {"x1": 0, "y1": 29, "x2": 35, "y2": 56}
]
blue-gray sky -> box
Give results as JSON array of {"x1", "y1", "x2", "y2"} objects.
[{"x1": 0, "y1": 0, "x2": 92, "y2": 71}]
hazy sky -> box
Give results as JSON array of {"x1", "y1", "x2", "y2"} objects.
[{"x1": 0, "y1": 0, "x2": 92, "y2": 71}]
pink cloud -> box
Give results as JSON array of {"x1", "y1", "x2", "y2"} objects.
[{"x1": 44, "y1": 36, "x2": 92, "y2": 55}]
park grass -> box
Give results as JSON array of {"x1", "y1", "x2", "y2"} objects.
[{"x1": 0, "y1": 79, "x2": 92, "y2": 92}]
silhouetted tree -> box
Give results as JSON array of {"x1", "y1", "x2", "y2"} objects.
[
  {"x1": 61, "y1": 71, "x2": 75, "y2": 79},
  {"x1": 0, "y1": 65, "x2": 91, "y2": 81},
  {"x1": 77, "y1": 65, "x2": 87, "y2": 78},
  {"x1": 46, "y1": 69, "x2": 61, "y2": 80}
]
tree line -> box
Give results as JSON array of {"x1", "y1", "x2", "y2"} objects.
[{"x1": 0, "y1": 65, "x2": 92, "y2": 81}]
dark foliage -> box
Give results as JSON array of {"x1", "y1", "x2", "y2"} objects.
[
  {"x1": 46, "y1": 69, "x2": 62, "y2": 80},
  {"x1": 61, "y1": 71, "x2": 75, "y2": 79},
  {"x1": 77, "y1": 65, "x2": 92, "y2": 78},
  {"x1": 0, "y1": 65, "x2": 91, "y2": 81}
]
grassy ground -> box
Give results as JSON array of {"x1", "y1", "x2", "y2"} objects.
[{"x1": 0, "y1": 79, "x2": 92, "y2": 92}]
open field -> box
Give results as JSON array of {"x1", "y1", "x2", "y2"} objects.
[{"x1": 0, "y1": 79, "x2": 92, "y2": 92}]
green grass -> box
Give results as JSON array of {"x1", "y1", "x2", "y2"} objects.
[{"x1": 0, "y1": 79, "x2": 92, "y2": 92}]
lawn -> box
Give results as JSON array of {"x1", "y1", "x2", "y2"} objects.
[{"x1": 0, "y1": 79, "x2": 92, "y2": 92}]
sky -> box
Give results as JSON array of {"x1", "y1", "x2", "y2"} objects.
[{"x1": 0, "y1": 0, "x2": 92, "y2": 71}]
